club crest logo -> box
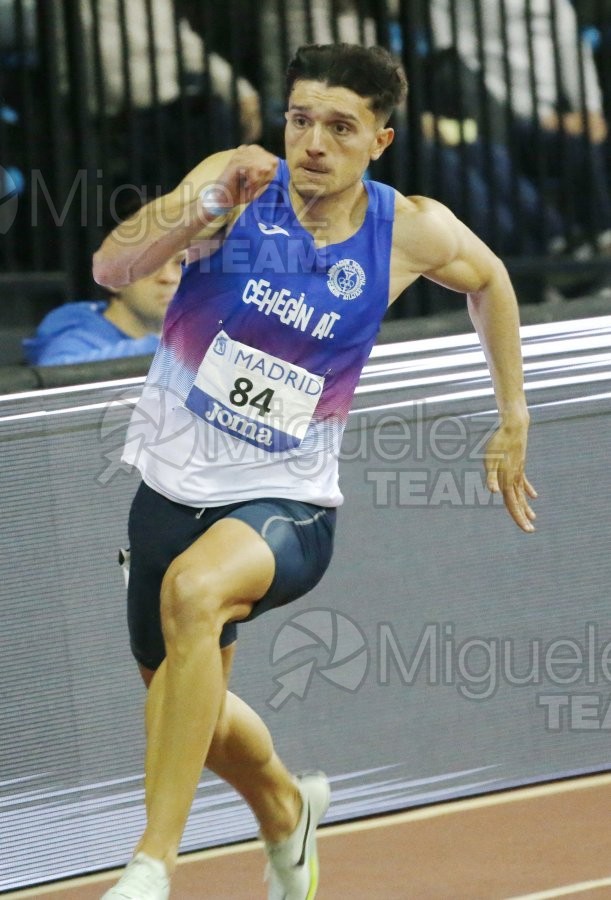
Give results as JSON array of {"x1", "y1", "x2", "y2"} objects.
[{"x1": 327, "y1": 258, "x2": 366, "y2": 300}]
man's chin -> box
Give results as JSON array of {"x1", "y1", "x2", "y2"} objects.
[{"x1": 291, "y1": 179, "x2": 328, "y2": 201}]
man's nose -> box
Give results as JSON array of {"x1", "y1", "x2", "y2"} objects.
[
  {"x1": 305, "y1": 123, "x2": 325, "y2": 154},
  {"x1": 157, "y1": 262, "x2": 181, "y2": 284}
]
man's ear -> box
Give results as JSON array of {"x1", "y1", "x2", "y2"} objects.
[{"x1": 371, "y1": 127, "x2": 395, "y2": 161}]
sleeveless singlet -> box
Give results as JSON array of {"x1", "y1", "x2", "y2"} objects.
[{"x1": 122, "y1": 159, "x2": 396, "y2": 507}]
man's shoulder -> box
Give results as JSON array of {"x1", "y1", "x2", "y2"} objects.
[
  {"x1": 22, "y1": 301, "x2": 112, "y2": 365},
  {"x1": 391, "y1": 194, "x2": 460, "y2": 271},
  {"x1": 394, "y1": 193, "x2": 450, "y2": 220},
  {"x1": 36, "y1": 301, "x2": 108, "y2": 335}
]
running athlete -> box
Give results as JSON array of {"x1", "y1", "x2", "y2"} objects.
[{"x1": 93, "y1": 43, "x2": 537, "y2": 900}]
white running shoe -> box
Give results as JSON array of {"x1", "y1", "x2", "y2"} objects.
[
  {"x1": 265, "y1": 772, "x2": 330, "y2": 900},
  {"x1": 100, "y1": 853, "x2": 170, "y2": 900}
]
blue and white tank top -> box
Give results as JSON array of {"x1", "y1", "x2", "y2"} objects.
[{"x1": 122, "y1": 159, "x2": 395, "y2": 507}]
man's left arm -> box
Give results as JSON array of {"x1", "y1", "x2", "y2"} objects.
[
  {"x1": 395, "y1": 197, "x2": 538, "y2": 532},
  {"x1": 463, "y1": 260, "x2": 537, "y2": 533}
]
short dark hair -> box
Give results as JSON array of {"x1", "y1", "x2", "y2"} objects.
[{"x1": 286, "y1": 43, "x2": 408, "y2": 123}]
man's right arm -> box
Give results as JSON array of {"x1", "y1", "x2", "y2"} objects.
[{"x1": 92, "y1": 145, "x2": 278, "y2": 289}]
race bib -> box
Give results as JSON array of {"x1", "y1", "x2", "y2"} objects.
[{"x1": 184, "y1": 331, "x2": 325, "y2": 452}]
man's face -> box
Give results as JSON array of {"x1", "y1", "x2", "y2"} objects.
[
  {"x1": 284, "y1": 80, "x2": 393, "y2": 202},
  {"x1": 118, "y1": 254, "x2": 183, "y2": 331}
]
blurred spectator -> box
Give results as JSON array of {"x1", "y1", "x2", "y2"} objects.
[
  {"x1": 576, "y1": 0, "x2": 611, "y2": 125},
  {"x1": 0, "y1": 0, "x2": 262, "y2": 280},
  {"x1": 0, "y1": 0, "x2": 36, "y2": 60},
  {"x1": 52, "y1": 0, "x2": 262, "y2": 203},
  {"x1": 415, "y1": 47, "x2": 567, "y2": 257},
  {"x1": 0, "y1": 0, "x2": 37, "y2": 264},
  {"x1": 419, "y1": 111, "x2": 567, "y2": 257},
  {"x1": 429, "y1": 0, "x2": 611, "y2": 252},
  {"x1": 70, "y1": 0, "x2": 261, "y2": 143},
  {"x1": 23, "y1": 253, "x2": 183, "y2": 366}
]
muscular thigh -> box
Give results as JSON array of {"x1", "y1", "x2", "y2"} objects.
[
  {"x1": 164, "y1": 516, "x2": 276, "y2": 622},
  {"x1": 126, "y1": 483, "x2": 257, "y2": 668},
  {"x1": 225, "y1": 497, "x2": 336, "y2": 624},
  {"x1": 126, "y1": 483, "x2": 335, "y2": 670}
]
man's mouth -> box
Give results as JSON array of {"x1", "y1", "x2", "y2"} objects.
[{"x1": 300, "y1": 164, "x2": 329, "y2": 174}]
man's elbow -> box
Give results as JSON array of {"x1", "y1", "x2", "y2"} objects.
[{"x1": 91, "y1": 249, "x2": 131, "y2": 290}]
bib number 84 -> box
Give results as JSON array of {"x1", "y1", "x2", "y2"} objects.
[{"x1": 229, "y1": 377, "x2": 274, "y2": 416}]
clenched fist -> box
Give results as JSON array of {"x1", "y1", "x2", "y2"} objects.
[{"x1": 198, "y1": 146, "x2": 279, "y2": 217}]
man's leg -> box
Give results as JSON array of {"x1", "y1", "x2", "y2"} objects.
[
  {"x1": 141, "y1": 643, "x2": 303, "y2": 845},
  {"x1": 132, "y1": 516, "x2": 276, "y2": 873},
  {"x1": 205, "y1": 670, "x2": 331, "y2": 900},
  {"x1": 208, "y1": 646, "x2": 303, "y2": 842},
  {"x1": 107, "y1": 494, "x2": 334, "y2": 897},
  {"x1": 139, "y1": 642, "x2": 329, "y2": 900}
]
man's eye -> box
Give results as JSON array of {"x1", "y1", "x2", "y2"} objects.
[{"x1": 334, "y1": 123, "x2": 350, "y2": 135}]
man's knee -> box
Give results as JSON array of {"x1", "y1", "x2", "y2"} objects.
[{"x1": 160, "y1": 559, "x2": 225, "y2": 638}]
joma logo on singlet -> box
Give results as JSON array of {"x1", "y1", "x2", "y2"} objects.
[{"x1": 205, "y1": 400, "x2": 274, "y2": 447}]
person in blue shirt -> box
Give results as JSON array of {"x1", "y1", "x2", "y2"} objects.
[{"x1": 23, "y1": 253, "x2": 184, "y2": 366}]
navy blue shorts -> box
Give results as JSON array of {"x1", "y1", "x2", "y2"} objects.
[{"x1": 125, "y1": 481, "x2": 336, "y2": 669}]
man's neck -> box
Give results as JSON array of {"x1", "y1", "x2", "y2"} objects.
[
  {"x1": 104, "y1": 302, "x2": 157, "y2": 338},
  {"x1": 288, "y1": 181, "x2": 368, "y2": 247}
]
